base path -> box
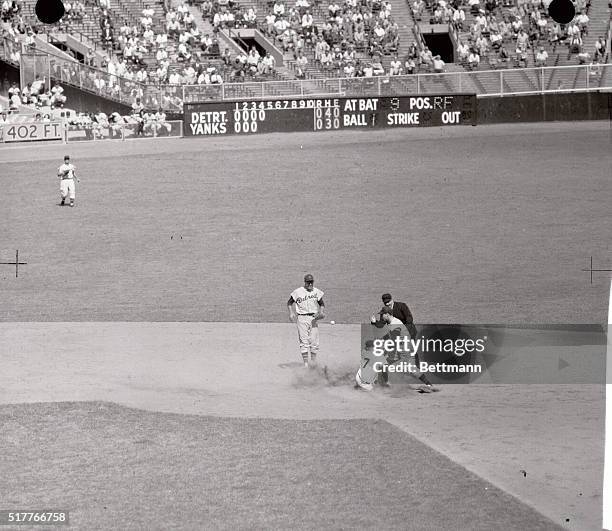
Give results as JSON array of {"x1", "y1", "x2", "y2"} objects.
[{"x1": 0, "y1": 322, "x2": 604, "y2": 530}]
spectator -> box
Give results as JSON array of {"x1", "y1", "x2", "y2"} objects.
[
  {"x1": 260, "y1": 52, "x2": 276, "y2": 74},
  {"x1": 589, "y1": 58, "x2": 602, "y2": 80},
  {"x1": 432, "y1": 54, "x2": 445, "y2": 73},
  {"x1": 295, "y1": 49, "x2": 308, "y2": 77},
  {"x1": 372, "y1": 56, "x2": 385, "y2": 76},
  {"x1": 320, "y1": 48, "x2": 333, "y2": 69},
  {"x1": 389, "y1": 54, "x2": 402, "y2": 75},
  {"x1": 535, "y1": 46, "x2": 548, "y2": 66},
  {"x1": 467, "y1": 49, "x2": 480, "y2": 68},
  {"x1": 246, "y1": 47, "x2": 260, "y2": 74},
  {"x1": 576, "y1": 10, "x2": 589, "y2": 35},
  {"x1": 222, "y1": 47, "x2": 232, "y2": 66},
  {"x1": 569, "y1": 32, "x2": 583, "y2": 55},
  {"x1": 93, "y1": 74, "x2": 106, "y2": 92},
  {"x1": 50, "y1": 83, "x2": 66, "y2": 107},
  {"x1": 413, "y1": 0, "x2": 425, "y2": 18},
  {"x1": 404, "y1": 56, "x2": 416, "y2": 74},
  {"x1": 314, "y1": 35, "x2": 329, "y2": 63},
  {"x1": 343, "y1": 60, "x2": 355, "y2": 77},
  {"x1": 209, "y1": 68, "x2": 223, "y2": 84},
  {"x1": 452, "y1": 7, "x2": 465, "y2": 29},
  {"x1": 457, "y1": 40, "x2": 469, "y2": 62},
  {"x1": 594, "y1": 37, "x2": 606, "y2": 61},
  {"x1": 419, "y1": 46, "x2": 433, "y2": 69},
  {"x1": 577, "y1": 49, "x2": 590, "y2": 64},
  {"x1": 515, "y1": 29, "x2": 529, "y2": 53}
]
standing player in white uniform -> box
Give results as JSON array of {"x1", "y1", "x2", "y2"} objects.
[
  {"x1": 287, "y1": 274, "x2": 326, "y2": 367},
  {"x1": 57, "y1": 155, "x2": 78, "y2": 207}
]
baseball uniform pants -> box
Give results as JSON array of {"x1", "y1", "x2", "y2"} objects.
[
  {"x1": 60, "y1": 178, "x2": 76, "y2": 200},
  {"x1": 296, "y1": 314, "x2": 319, "y2": 359}
]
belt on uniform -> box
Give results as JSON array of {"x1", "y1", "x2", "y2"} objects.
[{"x1": 298, "y1": 313, "x2": 315, "y2": 316}]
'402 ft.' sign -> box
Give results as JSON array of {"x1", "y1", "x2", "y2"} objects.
[{"x1": 1, "y1": 122, "x2": 64, "y2": 143}]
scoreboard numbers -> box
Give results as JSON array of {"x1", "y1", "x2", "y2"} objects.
[
  {"x1": 185, "y1": 94, "x2": 477, "y2": 137},
  {"x1": 313, "y1": 106, "x2": 340, "y2": 131}
]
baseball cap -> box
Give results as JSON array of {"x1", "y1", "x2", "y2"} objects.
[
  {"x1": 64, "y1": 155, "x2": 70, "y2": 160},
  {"x1": 381, "y1": 293, "x2": 392, "y2": 303},
  {"x1": 304, "y1": 274, "x2": 314, "y2": 282}
]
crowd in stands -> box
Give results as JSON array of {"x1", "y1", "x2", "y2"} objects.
[
  {"x1": 196, "y1": 0, "x2": 279, "y2": 79},
  {"x1": 1, "y1": 0, "x2": 28, "y2": 64},
  {"x1": 413, "y1": 0, "x2": 608, "y2": 70},
  {"x1": 253, "y1": 0, "x2": 401, "y2": 77},
  {"x1": 6, "y1": 79, "x2": 67, "y2": 110},
  {"x1": 199, "y1": 0, "x2": 258, "y2": 30},
  {"x1": 89, "y1": 1, "x2": 224, "y2": 85}
]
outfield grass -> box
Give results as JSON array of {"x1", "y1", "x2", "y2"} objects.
[
  {"x1": 0, "y1": 401, "x2": 564, "y2": 530},
  {"x1": 1, "y1": 124, "x2": 610, "y2": 323}
]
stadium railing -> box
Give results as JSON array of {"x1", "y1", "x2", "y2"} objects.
[{"x1": 173, "y1": 64, "x2": 612, "y2": 100}]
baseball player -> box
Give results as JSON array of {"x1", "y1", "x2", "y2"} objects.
[
  {"x1": 357, "y1": 307, "x2": 438, "y2": 392},
  {"x1": 370, "y1": 293, "x2": 417, "y2": 338},
  {"x1": 380, "y1": 307, "x2": 438, "y2": 392},
  {"x1": 57, "y1": 155, "x2": 78, "y2": 207},
  {"x1": 287, "y1": 274, "x2": 326, "y2": 368}
]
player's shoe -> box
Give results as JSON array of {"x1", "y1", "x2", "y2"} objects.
[
  {"x1": 69, "y1": 202, "x2": 75, "y2": 207},
  {"x1": 60, "y1": 199, "x2": 65, "y2": 206},
  {"x1": 418, "y1": 384, "x2": 439, "y2": 393}
]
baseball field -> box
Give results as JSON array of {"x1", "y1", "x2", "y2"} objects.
[{"x1": 1, "y1": 121, "x2": 611, "y2": 530}]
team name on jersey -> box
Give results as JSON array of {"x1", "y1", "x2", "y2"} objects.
[{"x1": 295, "y1": 292, "x2": 319, "y2": 304}]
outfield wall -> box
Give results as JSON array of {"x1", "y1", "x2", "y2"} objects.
[
  {"x1": 2, "y1": 91, "x2": 610, "y2": 145},
  {"x1": 478, "y1": 91, "x2": 612, "y2": 124}
]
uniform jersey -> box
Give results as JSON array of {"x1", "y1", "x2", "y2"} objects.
[
  {"x1": 358, "y1": 347, "x2": 379, "y2": 385},
  {"x1": 58, "y1": 163, "x2": 76, "y2": 179},
  {"x1": 384, "y1": 317, "x2": 411, "y2": 361},
  {"x1": 386, "y1": 316, "x2": 409, "y2": 338},
  {"x1": 290, "y1": 287, "x2": 323, "y2": 314}
]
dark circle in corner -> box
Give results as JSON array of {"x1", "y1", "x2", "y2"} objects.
[
  {"x1": 35, "y1": 0, "x2": 65, "y2": 24},
  {"x1": 548, "y1": 0, "x2": 576, "y2": 25}
]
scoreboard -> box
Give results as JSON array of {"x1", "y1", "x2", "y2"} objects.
[{"x1": 184, "y1": 94, "x2": 477, "y2": 136}]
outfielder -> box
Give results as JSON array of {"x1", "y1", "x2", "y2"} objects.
[
  {"x1": 57, "y1": 155, "x2": 78, "y2": 207},
  {"x1": 287, "y1": 274, "x2": 326, "y2": 367}
]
